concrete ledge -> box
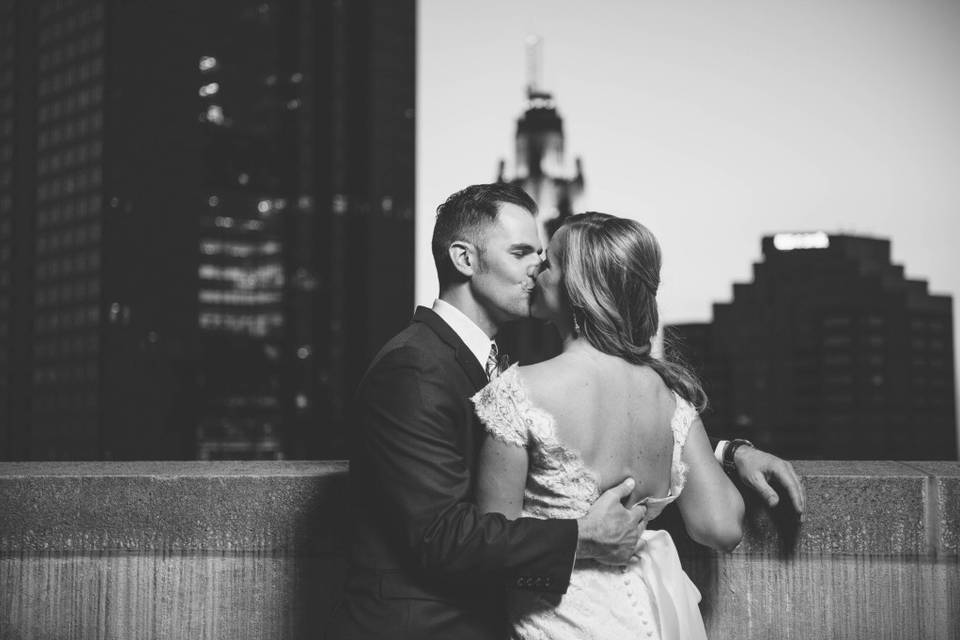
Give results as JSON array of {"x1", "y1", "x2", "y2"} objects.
[
  {"x1": 1, "y1": 460, "x2": 958, "y2": 640},
  {"x1": 0, "y1": 461, "x2": 347, "y2": 553},
  {"x1": 736, "y1": 460, "x2": 937, "y2": 556},
  {"x1": 3, "y1": 460, "x2": 955, "y2": 556},
  {"x1": 905, "y1": 461, "x2": 960, "y2": 555}
]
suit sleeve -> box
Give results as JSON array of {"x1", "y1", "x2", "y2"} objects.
[{"x1": 355, "y1": 345, "x2": 578, "y2": 593}]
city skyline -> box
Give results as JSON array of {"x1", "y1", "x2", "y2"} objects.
[{"x1": 417, "y1": 0, "x2": 960, "y2": 438}]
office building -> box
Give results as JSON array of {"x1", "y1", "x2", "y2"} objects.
[
  {"x1": 668, "y1": 232, "x2": 956, "y2": 460},
  {"x1": 0, "y1": 0, "x2": 415, "y2": 460},
  {"x1": 496, "y1": 38, "x2": 584, "y2": 364}
]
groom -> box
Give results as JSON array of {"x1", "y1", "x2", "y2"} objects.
[{"x1": 329, "y1": 183, "x2": 804, "y2": 640}]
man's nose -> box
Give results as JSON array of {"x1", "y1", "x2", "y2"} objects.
[{"x1": 527, "y1": 257, "x2": 544, "y2": 277}]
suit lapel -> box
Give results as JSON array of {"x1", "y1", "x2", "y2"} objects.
[{"x1": 412, "y1": 306, "x2": 488, "y2": 390}]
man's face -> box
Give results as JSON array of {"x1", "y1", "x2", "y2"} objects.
[{"x1": 471, "y1": 203, "x2": 543, "y2": 325}]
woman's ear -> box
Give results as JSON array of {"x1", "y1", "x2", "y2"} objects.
[{"x1": 448, "y1": 240, "x2": 476, "y2": 277}]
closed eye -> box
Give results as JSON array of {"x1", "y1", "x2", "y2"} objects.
[{"x1": 509, "y1": 243, "x2": 538, "y2": 258}]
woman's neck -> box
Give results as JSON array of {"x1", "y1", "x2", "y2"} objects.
[{"x1": 561, "y1": 335, "x2": 600, "y2": 358}]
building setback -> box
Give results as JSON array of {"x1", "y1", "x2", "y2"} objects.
[
  {"x1": 668, "y1": 232, "x2": 956, "y2": 460},
  {"x1": 0, "y1": 0, "x2": 414, "y2": 461}
]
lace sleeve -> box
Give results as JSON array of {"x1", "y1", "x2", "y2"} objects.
[
  {"x1": 669, "y1": 393, "x2": 698, "y2": 493},
  {"x1": 471, "y1": 365, "x2": 529, "y2": 449}
]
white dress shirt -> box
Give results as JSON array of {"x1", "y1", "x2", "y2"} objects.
[{"x1": 431, "y1": 299, "x2": 496, "y2": 371}]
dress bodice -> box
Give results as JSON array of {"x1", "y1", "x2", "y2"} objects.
[
  {"x1": 471, "y1": 363, "x2": 708, "y2": 640},
  {"x1": 471, "y1": 364, "x2": 697, "y2": 523}
]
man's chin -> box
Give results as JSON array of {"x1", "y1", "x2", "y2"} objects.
[{"x1": 500, "y1": 302, "x2": 534, "y2": 324}]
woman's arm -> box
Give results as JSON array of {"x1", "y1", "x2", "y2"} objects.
[
  {"x1": 476, "y1": 435, "x2": 528, "y2": 519},
  {"x1": 676, "y1": 417, "x2": 745, "y2": 551}
]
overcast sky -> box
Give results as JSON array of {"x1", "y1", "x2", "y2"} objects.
[{"x1": 417, "y1": 0, "x2": 960, "y2": 431}]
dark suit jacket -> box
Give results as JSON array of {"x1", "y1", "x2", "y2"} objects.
[{"x1": 328, "y1": 307, "x2": 578, "y2": 640}]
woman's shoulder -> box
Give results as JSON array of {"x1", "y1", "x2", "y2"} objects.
[{"x1": 517, "y1": 354, "x2": 587, "y2": 401}]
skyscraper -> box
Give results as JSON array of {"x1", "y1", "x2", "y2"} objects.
[
  {"x1": 496, "y1": 38, "x2": 584, "y2": 364},
  {"x1": 668, "y1": 232, "x2": 957, "y2": 460},
  {"x1": 0, "y1": 0, "x2": 415, "y2": 461},
  {"x1": 497, "y1": 37, "x2": 584, "y2": 242}
]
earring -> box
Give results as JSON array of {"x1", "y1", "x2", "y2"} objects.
[{"x1": 572, "y1": 310, "x2": 581, "y2": 336}]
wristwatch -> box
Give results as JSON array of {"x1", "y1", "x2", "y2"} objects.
[{"x1": 722, "y1": 439, "x2": 754, "y2": 474}]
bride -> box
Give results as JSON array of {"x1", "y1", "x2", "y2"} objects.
[{"x1": 472, "y1": 212, "x2": 745, "y2": 640}]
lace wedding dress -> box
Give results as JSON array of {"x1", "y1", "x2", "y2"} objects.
[{"x1": 472, "y1": 365, "x2": 707, "y2": 640}]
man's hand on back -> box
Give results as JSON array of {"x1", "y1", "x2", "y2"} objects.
[{"x1": 576, "y1": 477, "x2": 647, "y2": 565}]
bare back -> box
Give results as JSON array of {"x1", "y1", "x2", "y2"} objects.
[{"x1": 520, "y1": 347, "x2": 679, "y2": 506}]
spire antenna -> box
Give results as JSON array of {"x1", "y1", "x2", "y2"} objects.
[{"x1": 525, "y1": 35, "x2": 542, "y2": 99}]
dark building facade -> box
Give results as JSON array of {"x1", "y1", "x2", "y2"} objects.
[
  {"x1": 496, "y1": 39, "x2": 584, "y2": 364},
  {"x1": 668, "y1": 232, "x2": 957, "y2": 460},
  {"x1": 0, "y1": 0, "x2": 415, "y2": 461}
]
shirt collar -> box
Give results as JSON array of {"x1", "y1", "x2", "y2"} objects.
[{"x1": 432, "y1": 299, "x2": 495, "y2": 369}]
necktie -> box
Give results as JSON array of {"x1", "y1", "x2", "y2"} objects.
[{"x1": 486, "y1": 343, "x2": 501, "y2": 380}]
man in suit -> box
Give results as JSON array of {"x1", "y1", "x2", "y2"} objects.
[{"x1": 329, "y1": 183, "x2": 805, "y2": 639}]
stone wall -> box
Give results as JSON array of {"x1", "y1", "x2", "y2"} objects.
[{"x1": 1, "y1": 460, "x2": 957, "y2": 639}]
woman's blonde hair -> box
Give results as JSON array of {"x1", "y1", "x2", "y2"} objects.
[{"x1": 553, "y1": 212, "x2": 707, "y2": 411}]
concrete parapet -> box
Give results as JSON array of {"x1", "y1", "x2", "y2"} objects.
[{"x1": 1, "y1": 460, "x2": 957, "y2": 639}]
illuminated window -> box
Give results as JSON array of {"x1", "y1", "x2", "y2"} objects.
[{"x1": 206, "y1": 105, "x2": 224, "y2": 124}]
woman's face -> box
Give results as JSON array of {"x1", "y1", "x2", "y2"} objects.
[{"x1": 531, "y1": 235, "x2": 565, "y2": 322}]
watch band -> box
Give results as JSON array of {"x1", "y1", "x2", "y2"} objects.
[{"x1": 722, "y1": 438, "x2": 754, "y2": 473}]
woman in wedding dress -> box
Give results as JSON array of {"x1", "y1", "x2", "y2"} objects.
[{"x1": 472, "y1": 212, "x2": 745, "y2": 640}]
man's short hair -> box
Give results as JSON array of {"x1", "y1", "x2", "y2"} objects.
[{"x1": 431, "y1": 183, "x2": 537, "y2": 289}]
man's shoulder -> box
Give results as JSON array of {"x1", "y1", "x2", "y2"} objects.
[{"x1": 368, "y1": 319, "x2": 452, "y2": 372}]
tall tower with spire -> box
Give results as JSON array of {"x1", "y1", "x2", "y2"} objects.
[
  {"x1": 496, "y1": 38, "x2": 585, "y2": 364},
  {"x1": 497, "y1": 36, "x2": 585, "y2": 241}
]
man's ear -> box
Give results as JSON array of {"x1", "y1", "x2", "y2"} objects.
[{"x1": 448, "y1": 240, "x2": 476, "y2": 277}]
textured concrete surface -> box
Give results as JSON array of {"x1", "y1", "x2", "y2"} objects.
[
  {"x1": 0, "y1": 461, "x2": 348, "y2": 553},
  {"x1": 904, "y1": 460, "x2": 960, "y2": 555},
  {"x1": 737, "y1": 461, "x2": 930, "y2": 555},
  {"x1": 1, "y1": 460, "x2": 958, "y2": 640}
]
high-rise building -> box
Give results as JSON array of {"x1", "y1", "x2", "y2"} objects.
[
  {"x1": 0, "y1": 0, "x2": 415, "y2": 461},
  {"x1": 496, "y1": 38, "x2": 584, "y2": 364},
  {"x1": 497, "y1": 37, "x2": 584, "y2": 242},
  {"x1": 668, "y1": 232, "x2": 957, "y2": 460}
]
